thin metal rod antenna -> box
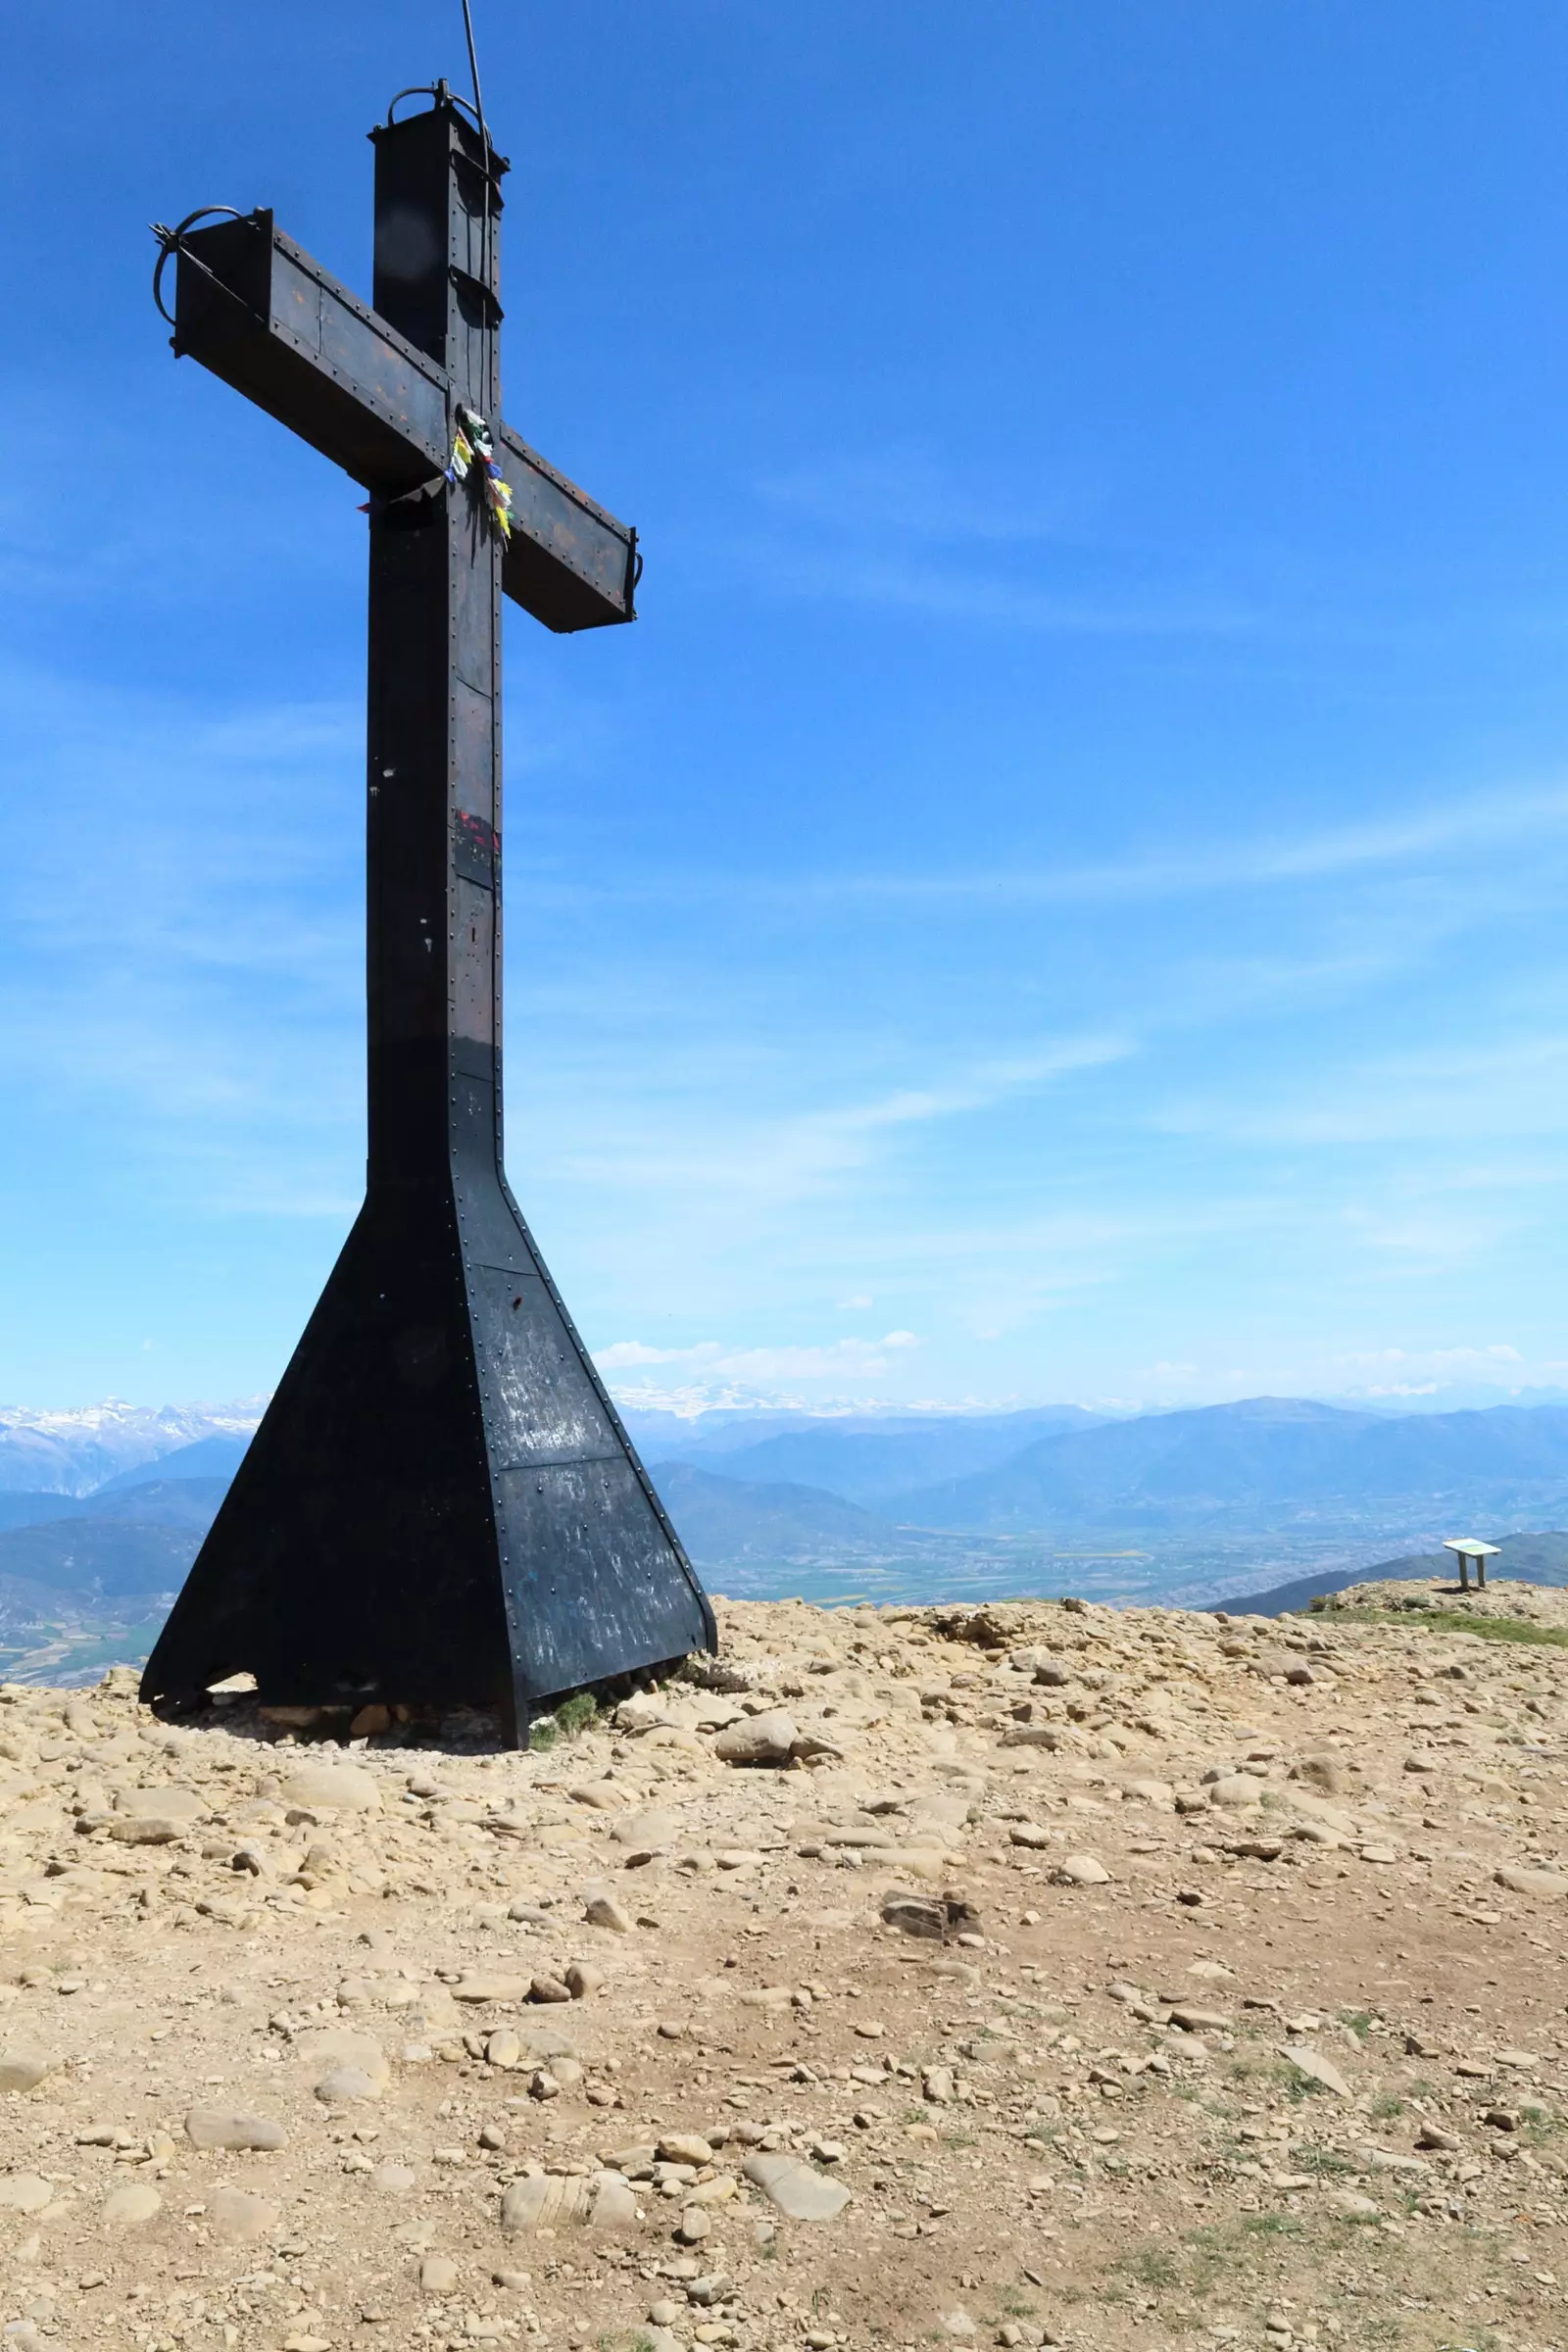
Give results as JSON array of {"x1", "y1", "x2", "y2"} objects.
[
  {"x1": 461, "y1": 0, "x2": 489, "y2": 156},
  {"x1": 460, "y1": 0, "x2": 494, "y2": 358}
]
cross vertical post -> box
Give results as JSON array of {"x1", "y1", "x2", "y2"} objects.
[{"x1": 139, "y1": 89, "x2": 715, "y2": 1742}]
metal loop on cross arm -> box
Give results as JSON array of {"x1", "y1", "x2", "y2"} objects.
[
  {"x1": 150, "y1": 206, "x2": 254, "y2": 327},
  {"x1": 385, "y1": 83, "x2": 485, "y2": 136}
]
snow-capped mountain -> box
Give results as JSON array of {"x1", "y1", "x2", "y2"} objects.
[{"x1": 0, "y1": 1400, "x2": 267, "y2": 1496}]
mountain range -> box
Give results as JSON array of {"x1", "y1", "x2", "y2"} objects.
[
  {"x1": 8, "y1": 1392, "x2": 1568, "y2": 1680},
  {"x1": 0, "y1": 1403, "x2": 262, "y2": 1495},
  {"x1": 869, "y1": 1396, "x2": 1568, "y2": 1529}
]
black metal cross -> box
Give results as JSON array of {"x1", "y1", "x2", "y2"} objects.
[{"x1": 140, "y1": 84, "x2": 714, "y2": 1742}]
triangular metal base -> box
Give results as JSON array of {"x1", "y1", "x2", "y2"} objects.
[{"x1": 139, "y1": 1167, "x2": 714, "y2": 1745}]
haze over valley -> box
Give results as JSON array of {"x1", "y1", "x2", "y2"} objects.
[{"x1": 7, "y1": 1391, "x2": 1568, "y2": 1682}]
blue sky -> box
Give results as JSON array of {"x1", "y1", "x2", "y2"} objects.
[{"x1": 6, "y1": 1, "x2": 1568, "y2": 1415}]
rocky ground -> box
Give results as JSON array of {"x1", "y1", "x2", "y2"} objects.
[
  {"x1": 1310, "y1": 1577, "x2": 1568, "y2": 1632},
  {"x1": 4, "y1": 1590, "x2": 1568, "y2": 2352}
]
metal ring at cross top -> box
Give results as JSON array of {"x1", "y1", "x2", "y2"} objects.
[
  {"x1": 385, "y1": 83, "x2": 486, "y2": 135},
  {"x1": 150, "y1": 206, "x2": 253, "y2": 326}
]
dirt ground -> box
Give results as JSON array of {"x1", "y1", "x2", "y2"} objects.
[{"x1": 3, "y1": 1585, "x2": 1568, "y2": 2352}]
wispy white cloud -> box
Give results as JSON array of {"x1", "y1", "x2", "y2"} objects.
[
  {"x1": 540, "y1": 1037, "x2": 1133, "y2": 1208},
  {"x1": 1195, "y1": 1032, "x2": 1568, "y2": 1151},
  {"x1": 597, "y1": 1332, "x2": 921, "y2": 1382},
  {"x1": 797, "y1": 781, "x2": 1568, "y2": 910},
  {"x1": 758, "y1": 549, "x2": 1261, "y2": 638}
]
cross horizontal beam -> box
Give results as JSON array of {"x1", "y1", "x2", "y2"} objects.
[{"x1": 170, "y1": 210, "x2": 637, "y2": 633}]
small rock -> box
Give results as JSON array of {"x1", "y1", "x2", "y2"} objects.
[
  {"x1": 881, "y1": 1891, "x2": 948, "y2": 1938},
  {"x1": 298, "y1": 2028, "x2": 390, "y2": 2092},
  {"x1": 184, "y1": 2105, "x2": 286, "y2": 2151},
  {"x1": 565, "y1": 1962, "x2": 605, "y2": 1999},
  {"x1": 511, "y1": 2020, "x2": 578, "y2": 2061},
  {"x1": 1284, "y1": 2043, "x2": 1350, "y2": 2097},
  {"x1": 452, "y1": 1976, "x2": 532, "y2": 2003},
  {"x1": 370, "y1": 2164, "x2": 417, "y2": 2195},
  {"x1": 529, "y1": 1976, "x2": 572, "y2": 2005},
  {"x1": 713, "y1": 1711, "x2": 798, "y2": 1768},
  {"x1": 114, "y1": 1786, "x2": 207, "y2": 1821},
  {"x1": 102, "y1": 2181, "x2": 162, "y2": 2227},
  {"x1": 0, "y1": 2054, "x2": 53, "y2": 2096},
  {"x1": 612, "y1": 1807, "x2": 679, "y2": 1852},
  {"x1": 584, "y1": 1888, "x2": 633, "y2": 1933},
  {"x1": 316, "y1": 2066, "x2": 381, "y2": 2104},
  {"x1": 1206, "y1": 1776, "x2": 1261, "y2": 1808},
  {"x1": 0, "y1": 2177, "x2": 52, "y2": 2214},
  {"x1": 421, "y1": 2255, "x2": 460, "y2": 2292},
  {"x1": 500, "y1": 2172, "x2": 638, "y2": 2234},
  {"x1": 278, "y1": 1762, "x2": 381, "y2": 1812},
  {"x1": 1328, "y1": 2188, "x2": 1379, "y2": 2219},
  {"x1": 659, "y1": 2133, "x2": 713, "y2": 2167},
  {"x1": 1496, "y1": 1866, "x2": 1568, "y2": 1898},
  {"x1": 108, "y1": 1816, "x2": 185, "y2": 1845},
  {"x1": 742, "y1": 2151, "x2": 851, "y2": 2221},
  {"x1": 211, "y1": 2185, "x2": 280, "y2": 2244},
  {"x1": 1054, "y1": 1854, "x2": 1110, "y2": 1886},
  {"x1": 486, "y1": 2029, "x2": 522, "y2": 2071}
]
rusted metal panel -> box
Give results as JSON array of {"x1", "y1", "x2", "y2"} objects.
[
  {"x1": 498, "y1": 424, "x2": 639, "y2": 631},
  {"x1": 173, "y1": 213, "x2": 450, "y2": 495},
  {"x1": 170, "y1": 204, "x2": 637, "y2": 635}
]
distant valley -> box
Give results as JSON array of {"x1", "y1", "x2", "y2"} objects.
[{"x1": 6, "y1": 1392, "x2": 1568, "y2": 1681}]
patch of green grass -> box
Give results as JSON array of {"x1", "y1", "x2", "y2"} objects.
[
  {"x1": 1292, "y1": 2145, "x2": 1358, "y2": 2177},
  {"x1": 527, "y1": 1689, "x2": 599, "y2": 1748},
  {"x1": 1125, "y1": 2248, "x2": 1180, "y2": 2289},
  {"x1": 1371, "y1": 2092, "x2": 1405, "y2": 2121},
  {"x1": 990, "y1": 2291, "x2": 1036, "y2": 2317},
  {"x1": 1181, "y1": 2227, "x2": 1231, "y2": 2297},
  {"x1": 1312, "y1": 1606, "x2": 1568, "y2": 1649},
  {"x1": 1341, "y1": 2010, "x2": 1375, "y2": 2038},
  {"x1": 1176, "y1": 2210, "x2": 1315, "y2": 2297}
]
